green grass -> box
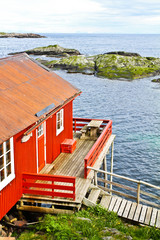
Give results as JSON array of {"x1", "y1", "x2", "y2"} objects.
[{"x1": 14, "y1": 205, "x2": 160, "y2": 240}]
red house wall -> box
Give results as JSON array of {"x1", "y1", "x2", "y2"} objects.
[
  {"x1": 0, "y1": 100, "x2": 73, "y2": 220},
  {"x1": 46, "y1": 101, "x2": 73, "y2": 163},
  {"x1": 0, "y1": 128, "x2": 37, "y2": 220}
]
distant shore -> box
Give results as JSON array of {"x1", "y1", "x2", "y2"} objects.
[{"x1": 0, "y1": 32, "x2": 45, "y2": 38}]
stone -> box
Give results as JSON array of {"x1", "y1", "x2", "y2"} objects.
[
  {"x1": 95, "y1": 54, "x2": 160, "y2": 79},
  {"x1": 151, "y1": 78, "x2": 160, "y2": 82},
  {"x1": 102, "y1": 237, "x2": 113, "y2": 240},
  {"x1": 106, "y1": 51, "x2": 141, "y2": 57},
  {"x1": 44, "y1": 55, "x2": 95, "y2": 75},
  {"x1": 10, "y1": 44, "x2": 80, "y2": 56},
  {"x1": 126, "y1": 236, "x2": 133, "y2": 240},
  {"x1": 76, "y1": 217, "x2": 92, "y2": 222}
]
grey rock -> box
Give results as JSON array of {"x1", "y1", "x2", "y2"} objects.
[
  {"x1": 126, "y1": 236, "x2": 133, "y2": 240},
  {"x1": 76, "y1": 217, "x2": 92, "y2": 222},
  {"x1": 10, "y1": 44, "x2": 80, "y2": 56},
  {"x1": 102, "y1": 237, "x2": 113, "y2": 240},
  {"x1": 106, "y1": 51, "x2": 141, "y2": 57}
]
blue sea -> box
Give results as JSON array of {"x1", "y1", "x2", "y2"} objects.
[{"x1": 0, "y1": 33, "x2": 160, "y2": 191}]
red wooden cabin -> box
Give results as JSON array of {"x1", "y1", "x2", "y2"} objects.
[{"x1": 0, "y1": 54, "x2": 113, "y2": 219}]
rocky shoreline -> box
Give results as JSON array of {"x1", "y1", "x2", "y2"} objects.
[
  {"x1": 0, "y1": 32, "x2": 45, "y2": 38},
  {"x1": 9, "y1": 45, "x2": 160, "y2": 80}
]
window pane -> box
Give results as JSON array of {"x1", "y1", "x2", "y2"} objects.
[
  {"x1": 57, "y1": 121, "x2": 60, "y2": 129},
  {"x1": 6, "y1": 139, "x2": 10, "y2": 152},
  {"x1": 0, "y1": 169, "x2": 5, "y2": 182},
  {"x1": 6, "y1": 164, "x2": 11, "y2": 177},
  {"x1": 57, "y1": 113, "x2": 60, "y2": 121},
  {"x1": 0, "y1": 144, "x2": 3, "y2": 156},
  {"x1": 6, "y1": 152, "x2": 11, "y2": 165},
  {"x1": 0, "y1": 156, "x2": 4, "y2": 169}
]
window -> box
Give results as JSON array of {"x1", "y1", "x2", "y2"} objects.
[
  {"x1": 0, "y1": 138, "x2": 15, "y2": 191},
  {"x1": 37, "y1": 123, "x2": 44, "y2": 137},
  {"x1": 56, "y1": 109, "x2": 64, "y2": 136}
]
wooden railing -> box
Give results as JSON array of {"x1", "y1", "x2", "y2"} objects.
[
  {"x1": 22, "y1": 173, "x2": 76, "y2": 200},
  {"x1": 73, "y1": 118, "x2": 112, "y2": 178},
  {"x1": 88, "y1": 167, "x2": 160, "y2": 209}
]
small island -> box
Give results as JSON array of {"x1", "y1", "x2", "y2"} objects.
[
  {"x1": 9, "y1": 44, "x2": 80, "y2": 57},
  {"x1": 0, "y1": 32, "x2": 45, "y2": 38}
]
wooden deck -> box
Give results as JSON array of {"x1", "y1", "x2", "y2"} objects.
[
  {"x1": 18, "y1": 134, "x2": 115, "y2": 214},
  {"x1": 40, "y1": 135, "x2": 95, "y2": 203}
]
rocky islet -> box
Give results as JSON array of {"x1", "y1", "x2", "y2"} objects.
[{"x1": 0, "y1": 32, "x2": 45, "y2": 38}]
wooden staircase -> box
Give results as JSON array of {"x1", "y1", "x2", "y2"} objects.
[{"x1": 83, "y1": 185, "x2": 160, "y2": 229}]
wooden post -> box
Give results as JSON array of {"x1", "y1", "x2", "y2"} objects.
[
  {"x1": 137, "y1": 182, "x2": 141, "y2": 204},
  {"x1": 103, "y1": 155, "x2": 107, "y2": 188},
  {"x1": 94, "y1": 171, "x2": 97, "y2": 186},
  {"x1": 110, "y1": 141, "x2": 114, "y2": 194}
]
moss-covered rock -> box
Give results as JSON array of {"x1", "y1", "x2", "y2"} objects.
[
  {"x1": 10, "y1": 44, "x2": 80, "y2": 56},
  {"x1": 37, "y1": 52, "x2": 160, "y2": 80},
  {"x1": 41, "y1": 55, "x2": 95, "y2": 75},
  {"x1": 95, "y1": 54, "x2": 160, "y2": 79}
]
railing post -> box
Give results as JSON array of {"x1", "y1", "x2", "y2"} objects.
[
  {"x1": 52, "y1": 181, "x2": 54, "y2": 199},
  {"x1": 110, "y1": 142, "x2": 114, "y2": 194},
  {"x1": 84, "y1": 159, "x2": 88, "y2": 178},
  {"x1": 103, "y1": 156, "x2": 107, "y2": 188},
  {"x1": 73, "y1": 180, "x2": 76, "y2": 201},
  {"x1": 74, "y1": 119, "x2": 76, "y2": 132},
  {"x1": 94, "y1": 170, "x2": 98, "y2": 186},
  {"x1": 137, "y1": 182, "x2": 141, "y2": 204}
]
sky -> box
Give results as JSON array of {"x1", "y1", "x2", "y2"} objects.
[{"x1": 0, "y1": 0, "x2": 160, "y2": 34}]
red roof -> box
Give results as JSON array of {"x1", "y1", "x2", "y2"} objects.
[{"x1": 0, "y1": 53, "x2": 81, "y2": 144}]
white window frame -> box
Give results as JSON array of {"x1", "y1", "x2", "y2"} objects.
[
  {"x1": 56, "y1": 109, "x2": 64, "y2": 136},
  {"x1": 37, "y1": 123, "x2": 44, "y2": 138},
  {"x1": 0, "y1": 137, "x2": 15, "y2": 191}
]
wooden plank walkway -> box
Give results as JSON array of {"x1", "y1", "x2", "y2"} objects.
[{"x1": 99, "y1": 194, "x2": 160, "y2": 228}]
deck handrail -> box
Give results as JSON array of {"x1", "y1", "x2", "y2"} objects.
[
  {"x1": 22, "y1": 173, "x2": 76, "y2": 200},
  {"x1": 87, "y1": 166, "x2": 160, "y2": 208},
  {"x1": 73, "y1": 118, "x2": 112, "y2": 178}
]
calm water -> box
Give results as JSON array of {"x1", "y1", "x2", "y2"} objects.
[{"x1": 0, "y1": 33, "x2": 160, "y2": 188}]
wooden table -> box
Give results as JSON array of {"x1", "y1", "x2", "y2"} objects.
[{"x1": 87, "y1": 120, "x2": 103, "y2": 137}]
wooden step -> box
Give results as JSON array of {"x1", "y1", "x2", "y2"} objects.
[
  {"x1": 100, "y1": 195, "x2": 111, "y2": 209},
  {"x1": 88, "y1": 188, "x2": 101, "y2": 204}
]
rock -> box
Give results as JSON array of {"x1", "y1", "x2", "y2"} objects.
[
  {"x1": 151, "y1": 78, "x2": 160, "y2": 82},
  {"x1": 39, "y1": 53, "x2": 160, "y2": 80},
  {"x1": 126, "y1": 236, "x2": 133, "y2": 240},
  {"x1": 95, "y1": 54, "x2": 160, "y2": 79},
  {"x1": 102, "y1": 227, "x2": 120, "y2": 235},
  {"x1": 102, "y1": 237, "x2": 113, "y2": 240},
  {"x1": 0, "y1": 32, "x2": 45, "y2": 38},
  {"x1": 10, "y1": 44, "x2": 80, "y2": 56},
  {"x1": 41, "y1": 55, "x2": 95, "y2": 75},
  {"x1": 76, "y1": 217, "x2": 92, "y2": 222},
  {"x1": 106, "y1": 51, "x2": 141, "y2": 57}
]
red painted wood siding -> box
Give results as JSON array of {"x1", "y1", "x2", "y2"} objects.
[
  {"x1": 0, "y1": 127, "x2": 37, "y2": 220},
  {"x1": 46, "y1": 101, "x2": 73, "y2": 163}
]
